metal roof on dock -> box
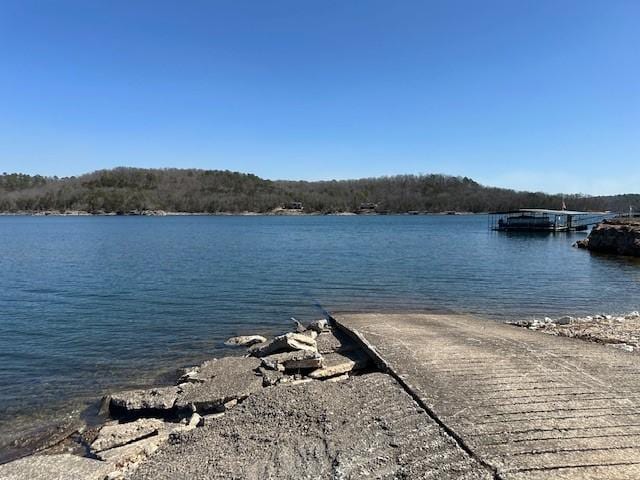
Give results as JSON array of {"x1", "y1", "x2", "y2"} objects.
[{"x1": 491, "y1": 208, "x2": 609, "y2": 216}]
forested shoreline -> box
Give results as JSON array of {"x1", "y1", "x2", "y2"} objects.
[{"x1": 0, "y1": 167, "x2": 637, "y2": 214}]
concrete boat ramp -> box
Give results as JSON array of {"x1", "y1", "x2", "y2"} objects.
[
  {"x1": 334, "y1": 312, "x2": 640, "y2": 480},
  {"x1": 3, "y1": 312, "x2": 639, "y2": 479}
]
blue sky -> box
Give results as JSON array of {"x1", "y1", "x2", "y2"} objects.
[{"x1": 0, "y1": 1, "x2": 638, "y2": 195}]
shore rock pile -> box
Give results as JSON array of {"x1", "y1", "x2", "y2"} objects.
[
  {"x1": 0, "y1": 319, "x2": 373, "y2": 479},
  {"x1": 509, "y1": 311, "x2": 640, "y2": 353},
  {"x1": 575, "y1": 218, "x2": 640, "y2": 257}
]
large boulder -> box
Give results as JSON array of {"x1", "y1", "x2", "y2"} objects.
[{"x1": 576, "y1": 218, "x2": 640, "y2": 257}]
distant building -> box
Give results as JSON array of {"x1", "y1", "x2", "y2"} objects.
[
  {"x1": 359, "y1": 202, "x2": 378, "y2": 211},
  {"x1": 284, "y1": 201, "x2": 303, "y2": 210}
]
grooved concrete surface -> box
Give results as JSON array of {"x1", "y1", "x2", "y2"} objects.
[{"x1": 335, "y1": 313, "x2": 640, "y2": 480}]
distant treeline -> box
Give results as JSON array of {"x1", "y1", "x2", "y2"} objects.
[{"x1": 0, "y1": 168, "x2": 637, "y2": 214}]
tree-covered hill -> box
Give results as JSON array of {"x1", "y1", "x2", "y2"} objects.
[{"x1": 0, "y1": 167, "x2": 637, "y2": 214}]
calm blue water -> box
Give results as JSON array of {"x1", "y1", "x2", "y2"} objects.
[{"x1": 1, "y1": 215, "x2": 639, "y2": 457}]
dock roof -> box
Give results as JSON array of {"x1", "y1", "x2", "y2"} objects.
[{"x1": 490, "y1": 208, "x2": 609, "y2": 216}]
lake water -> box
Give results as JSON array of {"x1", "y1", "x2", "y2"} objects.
[{"x1": 1, "y1": 214, "x2": 639, "y2": 460}]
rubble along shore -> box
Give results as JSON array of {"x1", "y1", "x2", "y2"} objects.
[
  {"x1": 2, "y1": 318, "x2": 487, "y2": 480},
  {"x1": 0, "y1": 316, "x2": 499, "y2": 479},
  {"x1": 508, "y1": 311, "x2": 640, "y2": 353}
]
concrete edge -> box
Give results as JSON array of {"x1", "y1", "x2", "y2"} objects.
[{"x1": 330, "y1": 313, "x2": 503, "y2": 480}]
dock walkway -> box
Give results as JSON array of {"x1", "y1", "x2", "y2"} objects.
[{"x1": 335, "y1": 313, "x2": 640, "y2": 480}]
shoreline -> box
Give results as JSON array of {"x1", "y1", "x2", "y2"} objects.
[
  {"x1": 3, "y1": 309, "x2": 640, "y2": 477},
  {"x1": 0, "y1": 210, "x2": 481, "y2": 217},
  {"x1": 0, "y1": 317, "x2": 384, "y2": 478},
  {"x1": 507, "y1": 311, "x2": 640, "y2": 352}
]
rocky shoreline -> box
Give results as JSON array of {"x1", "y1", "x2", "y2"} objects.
[
  {"x1": 0, "y1": 318, "x2": 382, "y2": 479},
  {"x1": 0, "y1": 210, "x2": 478, "y2": 217},
  {"x1": 575, "y1": 218, "x2": 640, "y2": 257},
  {"x1": 508, "y1": 311, "x2": 640, "y2": 353}
]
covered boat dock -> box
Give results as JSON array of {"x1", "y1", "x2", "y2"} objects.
[{"x1": 489, "y1": 208, "x2": 610, "y2": 232}]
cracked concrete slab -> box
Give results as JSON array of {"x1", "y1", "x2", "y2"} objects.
[{"x1": 0, "y1": 454, "x2": 112, "y2": 480}]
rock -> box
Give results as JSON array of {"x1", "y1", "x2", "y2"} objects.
[
  {"x1": 258, "y1": 366, "x2": 286, "y2": 386},
  {"x1": 224, "y1": 335, "x2": 267, "y2": 347},
  {"x1": 574, "y1": 238, "x2": 588, "y2": 249},
  {"x1": 223, "y1": 399, "x2": 238, "y2": 410},
  {"x1": 109, "y1": 386, "x2": 180, "y2": 418},
  {"x1": 174, "y1": 356, "x2": 262, "y2": 413},
  {"x1": 290, "y1": 317, "x2": 306, "y2": 333},
  {"x1": 188, "y1": 412, "x2": 203, "y2": 427},
  {"x1": 556, "y1": 316, "x2": 573, "y2": 325},
  {"x1": 308, "y1": 350, "x2": 371, "y2": 379},
  {"x1": 307, "y1": 319, "x2": 329, "y2": 333},
  {"x1": 177, "y1": 367, "x2": 203, "y2": 384},
  {"x1": 0, "y1": 454, "x2": 112, "y2": 480},
  {"x1": 575, "y1": 218, "x2": 640, "y2": 257},
  {"x1": 325, "y1": 373, "x2": 350, "y2": 382},
  {"x1": 169, "y1": 413, "x2": 203, "y2": 435},
  {"x1": 91, "y1": 418, "x2": 166, "y2": 452},
  {"x1": 261, "y1": 350, "x2": 324, "y2": 372},
  {"x1": 249, "y1": 332, "x2": 317, "y2": 357},
  {"x1": 96, "y1": 434, "x2": 165, "y2": 466}
]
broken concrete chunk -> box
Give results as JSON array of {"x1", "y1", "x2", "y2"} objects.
[
  {"x1": 177, "y1": 366, "x2": 204, "y2": 384},
  {"x1": 181, "y1": 356, "x2": 261, "y2": 383},
  {"x1": 0, "y1": 454, "x2": 112, "y2": 480},
  {"x1": 250, "y1": 332, "x2": 318, "y2": 357},
  {"x1": 300, "y1": 330, "x2": 318, "y2": 340},
  {"x1": 308, "y1": 350, "x2": 371, "y2": 379},
  {"x1": 261, "y1": 350, "x2": 323, "y2": 372},
  {"x1": 291, "y1": 317, "x2": 306, "y2": 333},
  {"x1": 109, "y1": 386, "x2": 180, "y2": 417},
  {"x1": 200, "y1": 412, "x2": 225, "y2": 425},
  {"x1": 224, "y1": 335, "x2": 267, "y2": 347},
  {"x1": 96, "y1": 434, "x2": 165, "y2": 466},
  {"x1": 258, "y1": 366, "x2": 286, "y2": 386},
  {"x1": 325, "y1": 373, "x2": 350, "y2": 382},
  {"x1": 174, "y1": 356, "x2": 262, "y2": 413},
  {"x1": 168, "y1": 413, "x2": 203, "y2": 436},
  {"x1": 307, "y1": 318, "x2": 329, "y2": 333},
  {"x1": 91, "y1": 418, "x2": 166, "y2": 453}
]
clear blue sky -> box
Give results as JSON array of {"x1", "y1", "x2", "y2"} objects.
[{"x1": 0, "y1": 1, "x2": 638, "y2": 195}]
